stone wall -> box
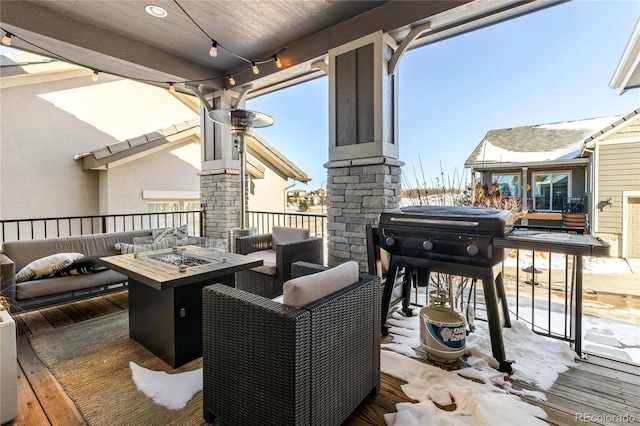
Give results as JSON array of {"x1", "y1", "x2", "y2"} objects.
[
  {"x1": 325, "y1": 157, "x2": 403, "y2": 270},
  {"x1": 200, "y1": 172, "x2": 240, "y2": 240}
]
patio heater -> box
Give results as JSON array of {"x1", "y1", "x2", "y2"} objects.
[{"x1": 207, "y1": 108, "x2": 274, "y2": 252}]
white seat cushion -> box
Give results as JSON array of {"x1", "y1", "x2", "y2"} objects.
[
  {"x1": 282, "y1": 261, "x2": 359, "y2": 308},
  {"x1": 247, "y1": 250, "x2": 277, "y2": 275}
]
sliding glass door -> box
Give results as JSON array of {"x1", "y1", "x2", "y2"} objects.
[{"x1": 533, "y1": 172, "x2": 569, "y2": 211}]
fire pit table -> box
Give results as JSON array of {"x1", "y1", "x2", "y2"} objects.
[{"x1": 100, "y1": 246, "x2": 262, "y2": 367}]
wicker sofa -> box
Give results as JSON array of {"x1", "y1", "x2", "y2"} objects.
[
  {"x1": 202, "y1": 261, "x2": 382, "y2": 426},
  {"x1": 1, "y1": 230, "x2": 152, "y2": 312},
  {"x1": 234, "y1": 226, "x2": 323, "y2": 298}
]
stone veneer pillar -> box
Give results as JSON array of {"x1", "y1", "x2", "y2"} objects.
[
  {"x1": 325, "y1": 158, "x2": 403, "y2": 269},
  {"x1": 200, "y1": 172, "x2": 240, "y2": 241},
  {"x1": 326, "y1": 31, "x2": 402, "y2": 270},
  {"x1": 197, "y1": 89, "x2": 246, "y2": 241}
]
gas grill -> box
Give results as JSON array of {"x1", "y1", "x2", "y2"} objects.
[
  {"x1": 367, "y1": 205, "x2": 612, "y2": 370},
  {"x1": 366, "y1": 205, "x2": 515, "y2": 373},
  {"x1": 375, "y1": 205, "x2": 514, "y2": 267}
]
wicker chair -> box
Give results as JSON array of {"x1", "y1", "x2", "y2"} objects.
[
  {"x1": 233, "y1": 226, "x2": 323, "y2": 298},
  {"x1": 202, "y1": 261, "x2": 382, "y2": 426}
]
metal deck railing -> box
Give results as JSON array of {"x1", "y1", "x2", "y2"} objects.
[{"x1": 2, "y1": 210, "x2": 626, "y2": 360}]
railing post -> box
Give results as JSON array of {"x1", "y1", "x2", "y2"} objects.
[{"x1": 574, "y1": 255, "x2": 583, "y2": 357}]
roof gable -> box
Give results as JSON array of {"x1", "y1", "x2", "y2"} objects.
[
  {"x1": 78, "y1": 123, "x2": 310, "y2": 182},
  {"x1": 465, "y1": 115, "x2": 623, "y2": 167}
]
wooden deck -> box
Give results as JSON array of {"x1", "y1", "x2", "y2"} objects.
[{"x1": 6, "y1": 292, "x2": 640, "y2": 426}]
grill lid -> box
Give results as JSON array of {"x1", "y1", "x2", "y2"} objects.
[{"x1": 380, "y1": 206, "x2": 514, "y2": 232}]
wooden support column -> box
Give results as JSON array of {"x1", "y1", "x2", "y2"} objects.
[{"x1": 325, "y1": 31, "x2": 403, "y2": 269}]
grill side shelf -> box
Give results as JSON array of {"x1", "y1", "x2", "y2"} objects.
[{"x1": 493, "y1": 231, "x2": 610, "y2": 257}]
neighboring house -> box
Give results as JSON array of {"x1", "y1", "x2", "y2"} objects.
[
  {"x1": 608, "y1": 18, "x2": 640, "y2": 259},
  {"x1": 465, "y1": 115, "x2": 623, "y2": 213},
  {"x1": 464, "y1": 109, "x2": 640, "y2": 258},
  {"x1": 580, "y1": 109, "x2": 640, "y2": 259},
  {"x1": 0, "y1": 51, "x2": 309, "y2": 223}
]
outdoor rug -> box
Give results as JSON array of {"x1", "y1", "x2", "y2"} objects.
[{"x1": 29, "y1": 311, "x2": 205, "y2": 426}]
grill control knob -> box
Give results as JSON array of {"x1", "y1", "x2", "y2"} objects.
[
  {"x1": 466, "y1": 244, "x2": 479, "y2": 256},
  {"x1": 422, "y1": 240, "x2": 433, "y2": 250},
  {"x1": 385, "y1": 237, "x2": 396, "y2": 246}
]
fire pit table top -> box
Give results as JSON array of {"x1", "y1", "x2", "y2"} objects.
[{"x1": 99, "y1": 246, "x2": 263, "y2": 291}]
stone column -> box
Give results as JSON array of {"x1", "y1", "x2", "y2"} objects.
[
  {"x1": 325, "y1": 31, "x2": 403, "y2": 270},
  {"x1": 326, "y1": 158, "x2": 402, "y2": 268}
]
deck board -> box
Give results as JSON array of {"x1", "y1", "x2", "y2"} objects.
[
  {"x1": 5, "y1": 291, "x2": 639, "y2": 426},
  {"x1": 14, "y1": 363, "x2": 50, "y2": 426},
  {"x1": 14, "y1": 316, "x2": 86, "y2": 426},
  {"x1": 554, "y1": 373, "x2": 640, "y2": 409},
  {"x1": 38, "y1": 305, "x2": 75, "y2": 328}
]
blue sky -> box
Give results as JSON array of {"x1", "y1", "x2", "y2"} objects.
[{"x1": 248, "y1": 0, "x2": 640, "y2": 191}]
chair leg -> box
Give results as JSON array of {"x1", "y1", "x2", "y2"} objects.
[
  {"x1": 203, "y1": 409, "x2": 217, "y2": 423},
  {"x1": 371, "y1": 384, "x2": 380, "y2": 396}
]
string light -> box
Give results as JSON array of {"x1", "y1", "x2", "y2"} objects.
[
  {"x1": 2, "y1": 32, "x2": 12, "y2": 46},
  {"x1": 168, "y1": 82, "x2": 176, "y2": 92},
  {"x1": 209, "y1": 40, "x2": 218, "y2": 57},
  {"x1": 172, "y1": 1, "x2": 285, "y2": 72},
  {"x1": 0, "y1": 22, "x2": 286, "y2": 90}
]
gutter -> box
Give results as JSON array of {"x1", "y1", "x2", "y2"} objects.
[
  {"x1": 284, "y1": 179, "x2": 297, "y2": 212},
  {"x1": 73, "y1": 152, "x2": 92, "y2": 160},
  {"x1": 466, "y1": 158, "x2": 589, "y2": 171}
]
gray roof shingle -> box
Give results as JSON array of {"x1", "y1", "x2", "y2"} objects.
[{"x1": 465, "y1": 115, "x2": 623, "y2": 167}]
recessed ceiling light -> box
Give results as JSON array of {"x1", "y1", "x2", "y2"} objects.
[{"x1": 145, "y1": 5, "x2": 168, "y2": 18}]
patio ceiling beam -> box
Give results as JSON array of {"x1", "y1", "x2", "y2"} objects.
[
  {"x1": 225, "y1": 1, "x2": 470, "y2": 90},
  {"x1": 1, "y1": 0, "x2": 567, "y2": 97}
]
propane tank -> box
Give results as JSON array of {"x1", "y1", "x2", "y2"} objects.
[{"x1": 419, "y1": 290, "x2": 466, "y2": 363}]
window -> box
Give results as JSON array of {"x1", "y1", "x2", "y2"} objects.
[
  {"x1": 147, "y1": 202, "x2": 180, "y2": 229},
  {"x1": 492, "y1": 174, "x2": 520, "y2": 197},
  {"x1": 532, "y1": 172, "x2": 570, "y2": 211},
  {"x1": 142, "y1": 191, "x2": 201, "y2": 232},
  {"x1": 147, "y1": 202, "x2": 180, "y2": 213}
]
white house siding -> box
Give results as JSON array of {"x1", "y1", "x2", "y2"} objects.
[
  {"x1": 1, "y1": 68, "x2": 300, "y2": 221},
  {"x1": 250, "y1": 168, "x2": 288, "y2": 213},
  {"x1": 595, "y1": 137, "x2": 640, "y2": 257},
  {"x1": 102, "y1": 141, "x2": 202, "y2": 214},
  {"x1": 0, "y1": 75, "x2": 108, "y2": 219}
]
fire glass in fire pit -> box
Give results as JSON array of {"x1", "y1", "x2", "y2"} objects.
[{"x1": 146, "y1": 252, "x2": 211, "y2": 268}]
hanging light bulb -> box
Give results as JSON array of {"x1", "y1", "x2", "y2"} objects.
[
  {"x1": 91, "y1": 70, "x2": 99, "y2": 81},
  {"x1": 209, "y1": 40, "x2": 218, "y2": 57},
  {"x1": 251, "y1": 61, "x2": 259, "y2": 75},
  {"x1": 228, "y1": 75, "x2": 236, "y2": 86},
  {"x1": 2, "y1": 32, "x2": 12, "y2": 46},
  {"x1": 169, "y1": 83, "x2": 176, "y2": 93},
  {"x1": 274, "y1": 56, "x2": 282, "y2": 68}
]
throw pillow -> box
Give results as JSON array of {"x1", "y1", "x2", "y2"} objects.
[
  {"x1": 152, "y1": 227, "x2": 173, "y2": 243},
  {"x1": 282, "y1": 261, "x2": 359, "y2": 308},
  {"x1": 15, "y1": 252, "x2": 85, "y2": 283},
  {"x1": 152, "y1": 225, "x2": 189, "y2": 245},
  {"x1": 53, "y1": 256, "x2": 108, "y2": 276},
  {"x1": 115, "y1": 240, "x2": 170, "y2": 255}
]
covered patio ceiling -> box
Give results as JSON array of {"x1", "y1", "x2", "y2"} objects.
[{"x1": 1, "y1": 0, "x2": 564, "y2": 98}]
